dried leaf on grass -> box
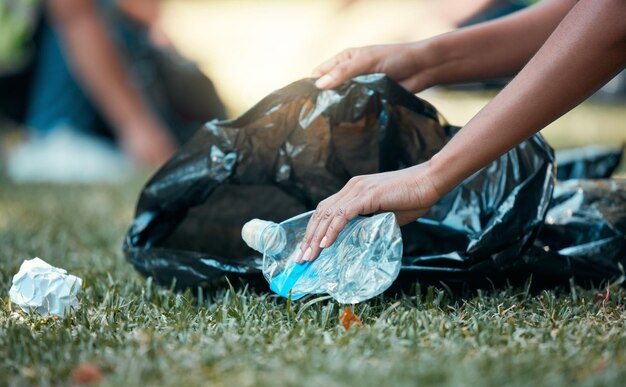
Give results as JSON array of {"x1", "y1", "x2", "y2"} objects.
[
  {"x1": 339, "y1": 306, "x2": 363, "y2": 330},
  {"x1": 71, "y1": 363, "x2": 103, "y2": 385},
  {"x1": 594, "y1": 286, "x2": 610, "y2": 307}
]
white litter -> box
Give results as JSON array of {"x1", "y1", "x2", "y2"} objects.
[{"x1": 9, "y1": 257, "x2": 83, "y2": 317}]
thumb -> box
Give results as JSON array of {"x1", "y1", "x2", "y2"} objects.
[{"x1": 314, "y1": 54, "x2": 374, "y2": 89}]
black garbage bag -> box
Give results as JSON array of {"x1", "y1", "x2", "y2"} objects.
[
  {"x1": 401, "y1": 146, "x2": 626, "y2": 287},
  {"x1": 503, "y1": 145, "x2": 626, "y2": 287},
  {"x1": 124, "y1": 74, "x2": 556, "y2": 290},
  {"x1": 521, "y1": 179, "x2": 626, "y2": 285},
  {"x1": 555, "y1": 144, "x2": 624, "y2": 181}
]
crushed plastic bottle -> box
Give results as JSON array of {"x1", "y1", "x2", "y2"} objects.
[{"x1": 241, "y1": 211, "x2": 403, "y2": 304}]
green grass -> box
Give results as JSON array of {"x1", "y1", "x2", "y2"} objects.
[{"x1": 1, "y1": 179, "x2": 626, "y2": 387}]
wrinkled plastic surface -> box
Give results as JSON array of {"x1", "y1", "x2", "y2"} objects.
[
  {"x1": 555, "y1": 144, "x2": 624, "y2": 181},
  {"x1": 524, "y1": 179, "x2": 626, "y2": 283},
  {"x1": 245, "y1": 211, "x2": 403, "y2": 303},
  {"x1": 124, "y1": 74, "x2": 562, "y2": 290}
]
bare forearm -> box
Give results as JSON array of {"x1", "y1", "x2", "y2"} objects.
[
  {"x1": 302, "y1": 0, "x2": 624, "y2": 250},
  {"x1": 47, "y1": 0, "x2": 158, "y2": 134},
  {"x1": 420, "y1": 0, "x2": 576, "y2": 87},
  {"x1": 117, "y1": 0, "x2": 160, "y2": 26},
  {"x1": 429, "y1": 0, "x2": 626, "y2": 194}
]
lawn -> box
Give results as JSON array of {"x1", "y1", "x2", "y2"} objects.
[
  {"x1": 1, "y1": 177, "x2": 626, "y2": 387},
  {"x1": 1, "y1": 2, "x2": 626, "y2": 384}
]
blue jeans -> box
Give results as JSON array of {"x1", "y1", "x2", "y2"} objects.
[{"x1": 25, "y1": 22, "x2": 99, "y2": 137}]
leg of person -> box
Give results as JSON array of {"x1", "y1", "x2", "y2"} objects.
[
  {"x1": 25, "y1": 20, "x2": 99, "y2": 137},
  {"x1": 10, "y1": 19, "x2": 131, "y2": 183}
]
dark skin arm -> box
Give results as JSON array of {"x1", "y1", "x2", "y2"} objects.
[
  {"x1": 313, "y1": 0, "x2": 577, "y2": 91},
  {"x1": 297, "y1": 0, "x2": 626, "y2": 263},
  {"x1": 429, "y1": 0, "x2": 626, "y2": 195}
]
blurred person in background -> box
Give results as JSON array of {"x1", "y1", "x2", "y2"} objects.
[
  {"x1": 295, "y1": 0, "x2": 626, "y2": 263},
  {"x1": 0, "y1": 0, "x2": 226, "y2": 181}
]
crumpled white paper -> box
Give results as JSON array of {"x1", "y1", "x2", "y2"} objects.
[{"x1": 9, "y1": 257, "x2": 83, "y2": 317}]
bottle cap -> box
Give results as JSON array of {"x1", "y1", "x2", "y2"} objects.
[{"x1": 242, "y1": 219, "x2": 275, "y2": 252}]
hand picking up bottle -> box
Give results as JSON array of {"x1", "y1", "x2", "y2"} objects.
[{"x1": 242, "y1": 211, "x2": 403, "y2": 304}]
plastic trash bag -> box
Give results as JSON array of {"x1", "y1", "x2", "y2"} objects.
[
  {"x1": 555, "y1": 144, "x2": 624, "y2": 181},
  {"x1": 124, "y1": 74, "x2": 557, "y2": 290},
  {"x1": 523, "y1": 179, "x2": 626, "y2": 284},
  {"x1": 398, "y1": 146, "x2": 626, "y2": 287}
]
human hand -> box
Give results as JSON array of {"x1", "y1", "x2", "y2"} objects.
[
  {"x1": 312, "y1": 42, "x2": 437, "y2": 93},
  {"x1": 295, "y1": 163, "x2": 443, "y2": 263},
  {"x1": 120, "y1": 120, "x2": 176, "y2": 167},
  {"x1": 148, "y1": 20, "x2": 175, "y2": 50}
]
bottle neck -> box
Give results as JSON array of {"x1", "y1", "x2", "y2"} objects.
[{"x1": 242, "y1": 219, "x2": 286, "y2": 255}]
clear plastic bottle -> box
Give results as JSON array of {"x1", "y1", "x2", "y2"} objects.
[{"x1": 241, "y1": 211, "x2": 403, "y2": 303}]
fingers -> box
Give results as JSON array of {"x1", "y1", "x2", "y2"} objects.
[
  {"x1": 303, "y1": 207, "x2": 338, "y2": 263},
  {"x1": 143, "y1": 138, "x2": 175, "y2": 167},
  {"x1": 121, "y1": 123, "x2": 176, "y2": 167},
  {"x1": 296, "y1": 199, "x2": 337, "y2": 263},
  {"x1": 311, "y1": 53, "x2": 344, "y2": 78},
  {"x1": 312, "y1": 47, "x2": 358, "y2": 78},
  {"x1": 297, "y1": 201, "x2": 360, "y2": 264},
  {"x1": 296, "y1": 175, "x2": 377, "y2": 263},
  {"x1": 312, "y1": 48, "x2": 373, "y2": 89},
  {"x1": 298, "y1": 204, "x2": 427, "y2": 264},
  {"x1": 293, "y1": 166, "x2": 442, "y2": 264},
  {"x1": 319, "y1": 207, "x2": 351, "y2": 249}
]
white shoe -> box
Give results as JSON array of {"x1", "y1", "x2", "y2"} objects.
[{"x1": 8, "y1": 127, "x2": 135, "y2": 183}]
